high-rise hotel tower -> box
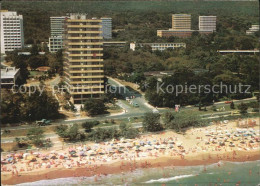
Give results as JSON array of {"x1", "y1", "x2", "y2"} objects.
[
  {"x1": 172, "y1": 14, "x2": 191, "y2": 30},
  {"x1": 49, "y1": 16, "x2": 67, "y2": 52},
  {"x1": 63, "y1": 14, "x2": 104, "y2": 104},
  {"x1": 199, "y1": 16, "x2": 216, "y2": 31},
  {"x1": 0, "y1": 10, "x2": 24, "y2": 54}
]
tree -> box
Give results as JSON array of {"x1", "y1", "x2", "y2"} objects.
[
  {"x1": 230, "y1": 101, "x2": 235, "y2": 109},
  {"x1": 83, "y1": 98, "x2": 107, "y2": 116},
  {"x1": 164, "y1": 112, "x2": 204, "y2": 132},
  {"x1": 82, "y1": 121, "x2": 100, "y2": 132},
  {"x1": 237, "y1": 102, "x2": 248, "y2": 114},
  {"x1": 55, "y1": 124, "x2": 85, "y2": 142},
  {"x1": 55, "y1": 125, "x2": 68, "y2": 138},
  {"x1": 30, "y1": 44, "x2": 39, "y2": 56},
  {"x1": 162, "y1": 111, "x2": 175, "y2": 127},
  {"x1": 22, "y1": 90, "x2": 59, "y2": 121},
  {"x1": 88, "y1": 127, "x2": 120, "y2": 142},
  {"x1": 119, "y1": 123, "x2": 138, "y2": 139},
  {"x1": 27, "y1": 127, "x2": 45, "y2": 147},
  {"x1": 142, "y1": 112, "x2": 163, "y2": 132}
]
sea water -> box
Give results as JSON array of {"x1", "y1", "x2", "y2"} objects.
[{"x1": 17, "y1": 160, "x2": 260, "y2": 186}]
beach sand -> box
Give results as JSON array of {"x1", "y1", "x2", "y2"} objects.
[
  {"x1": 2, "y1": 151, "x2": 259, "y2": 185},
  {"x1": 1, "y1": 118, "x2": 260, "y2": 185}
]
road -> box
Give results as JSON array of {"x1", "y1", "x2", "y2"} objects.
[
  {"x1": 1, "y1": 122, "x2": 143, "y2": 144},
  {"x1": 1, "y1": 77, "x2": 257, "y2": 143},
  {"x1": 1, "y1": 76, "x2": 256, "y2": 130}
]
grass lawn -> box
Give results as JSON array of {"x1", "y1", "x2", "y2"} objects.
[
  {"x1": 107, "y1": 104, "x2": 123, "y2": 114},
  {"x1": 29, "y1": 70, "x2": 45, "y2": 77}
]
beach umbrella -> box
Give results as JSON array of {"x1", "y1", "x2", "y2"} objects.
[
  {"x1": 176, "y1": 142, "x2": 182, "y2": 147},
  {"x1": 7, "y1": 157, "x2": 13, "y2": 162},
  {"x1": 168, "y1": 141, "x2": 175, "y2": 144},
  {"x1": 69, "y1": 151, "x2": 77, "y2": 155},
  {"x1": 23, "y1": 153, "x2": 30, "y2": 158},
  {"x1": 27, "y1": 155, "x2": 36, "y2": 161},
  {"x1": 77, "y1": 146, "x2": 83, "y2": 151},
  {"x1": 79, "y1": 151, "x2": 85, "y2": 156}
]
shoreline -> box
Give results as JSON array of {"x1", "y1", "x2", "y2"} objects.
[{"x1": 2, "y1": 150, "x2": 259, "y2": 185}]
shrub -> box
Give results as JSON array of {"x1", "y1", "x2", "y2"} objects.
[
  {"x1": 143, "y1": 112, "x2": 163, "y2": 132},
  {"x1": 82, "y1": 120, "x2": 100, "y2": 132},
  {"x1": 119, "y1": 123, "x2": 139, "y2": 139},
  {"x1": 237, "y1": 102, "x2": 248, "y2": 114}
]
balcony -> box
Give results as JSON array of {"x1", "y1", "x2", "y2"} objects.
[
  {"x1": 70, "y1": 75, "x2": 104, "y2": 78},
  {"x1": 70, "y1": 91, "x2": 104, "y2": 95},
  {"x1": 70, "y1": 85, "x2": 103, "y2": 90},
  {"x1": 67, "y1": 36, "x2": 102, "y2": 40},
  {"x1": 67, "y1": 42, "x2": 103, "y2": 45},
  {"x1": 67, "y1": 19, "x2": 101, "y2": 23},
  {"x1": 68, "y1": 59, "x2": 103, "y2": 62},
  {"x1": 68, "y1": 53, "x2": 103, "y2": 57},
  {"x1": 69, "y1": 80, "x2": 104, "y2": 84},
  {"x1": 67, "y1": 48, "x2": 103, "y2": 51},
  {"x1": 68, "y1": 31, "x2": 102, "y2": 34},
  {"x1": 67, "y1": 25, "x2": 102, "y2": 28},
  {"x1": 68, "y1": 65, "x2": 103, "y2": 68},
  {"x1": 69, "y1": 70, "x2": 104, "y2": 73}
]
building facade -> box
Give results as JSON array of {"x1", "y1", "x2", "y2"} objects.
[
  {"x1": 1, "y1": 67, "x2": 20, "y2": 88},
  {"x1": 103, "y1": 41, "x2": 126, "y2": 47},
  {"x1": 48, "y1": 16, "x2": 67, "y2": 52},
  {"x1": 172, "y1": 14, "x2": 191, "y2": 30},
  {"x1": 157, "y1": 29, "x2": 213, "y2": 38},
  {"x1": 199, "y1": 16, "x2": 216, "y2": 31},
  {"x1": 246, "y1": 25, "x2": 259, "y2": 35},
  {"x1": 130, "y1": 42, "x2": 186, "y2": 51},
  {"x1": 157, "y1": 30, "x2": 193, "y2": 38},
  {"x1": 50, "y1": 16, "x2": 66, "y2": 36},
  {"x1": 0, "y1": 10, "x2": 24, "y2": 54},
  {"x1": 49, "y1": 36, "x2": 63, "y2": 52},
  {"x1": 101, "y1": 17, "x2": 112, "y2": 39},
  {"x1": 63, "y1": 14, "x2": 104, "y2": 104}
]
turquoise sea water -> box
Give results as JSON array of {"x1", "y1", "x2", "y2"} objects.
[{"x1": 17, "y1": 160, "x2": 260, "y2": 186}]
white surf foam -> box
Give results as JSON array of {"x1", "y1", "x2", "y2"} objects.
[{"x1": 144, "y1": 174, "x2": 194, "y2": 183}]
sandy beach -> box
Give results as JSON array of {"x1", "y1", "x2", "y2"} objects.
[{"x1": 1, "y1": 118, "x2": 259, "y2": 185}]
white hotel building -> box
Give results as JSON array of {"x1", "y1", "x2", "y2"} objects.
[
  {"x1": 130, "y1": 42, "x2": 186, "y2": 52},
  {"x1": 0, "y1": 10, "x2": 24, "y2": 54},
  {"x1": 48, "y1": 16, "x2": 67, "y2": 52},
  {"x1": 199, "y1": 16, "x2": 217, "y2": 32},
  {"x1": 101, "y1": 17, "x2": 112, "y2": 40}
]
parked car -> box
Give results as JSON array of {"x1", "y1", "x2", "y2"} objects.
[
  {"x1": 225, "y1": 101, "x2": 232, "y2": 104},
  {"x1": 133, "y1": 103, "x2": 139, "y2": 107},
  {"x1": 195, "y1": 103, "x2": 205, "y2": 107},
  {"x1": 36, "y1": 119, "x2": 52, "y2": 126}
]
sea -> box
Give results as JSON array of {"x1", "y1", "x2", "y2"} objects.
[{"x1": 17, "y1": 160, "x2": 260, "y2": 186}]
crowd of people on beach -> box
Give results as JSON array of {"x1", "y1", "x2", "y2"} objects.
[{"x1": 1, "y1": 119, "x2": 259, "y2": 177}]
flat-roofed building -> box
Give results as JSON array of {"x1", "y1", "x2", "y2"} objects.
[
  {"x1": 63, "y1": 14, "x2": 104, "y2": 104},
  {"x1": 49, "y1": 36, "x2": 63, "y2": 52},
  {"x1": 157, "y1": 29, "x2": 213, "y2": 38},
  {"x1": 1, "y1": 67, "x2": 20, "y2": 88},
  {"x1": 199, "y1": 16, "x2": 216, "y2": 31},
  {"x1": 103, "y1": 41, "x2": 127, "y2": 47},
  {"x1": 246, "y1": 25, "x2": 259, "y2": 35},
  {"x1": 50, "y1": 16, "x2": 67, "y2": 36},
  {"x1": 130, "y1": 42, "x2": 186, "y2": 51},
  {"x1": 49, "y1": 16, "x2": 68, "y2": 53},
  {"x1": 101, "y1": 17, "x2": 112, "y2": 39},
  {"x1": 0, "y1": 10, "x2": 24, "y2": 54},
  {"x1": 217, "y1": 49, "x2": 259, "y2": 55},
  {"x1": 172, "y1": 14, "x2": 191, "y2": 30}
]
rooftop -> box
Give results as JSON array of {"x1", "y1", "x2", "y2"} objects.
[{"x1": 1, "y1": 67, "x2": 20, "y2": 79}]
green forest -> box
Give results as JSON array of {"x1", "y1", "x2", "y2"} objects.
[{"x1": 1, "y1": 1, "x2": 259, "y2": 43}]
